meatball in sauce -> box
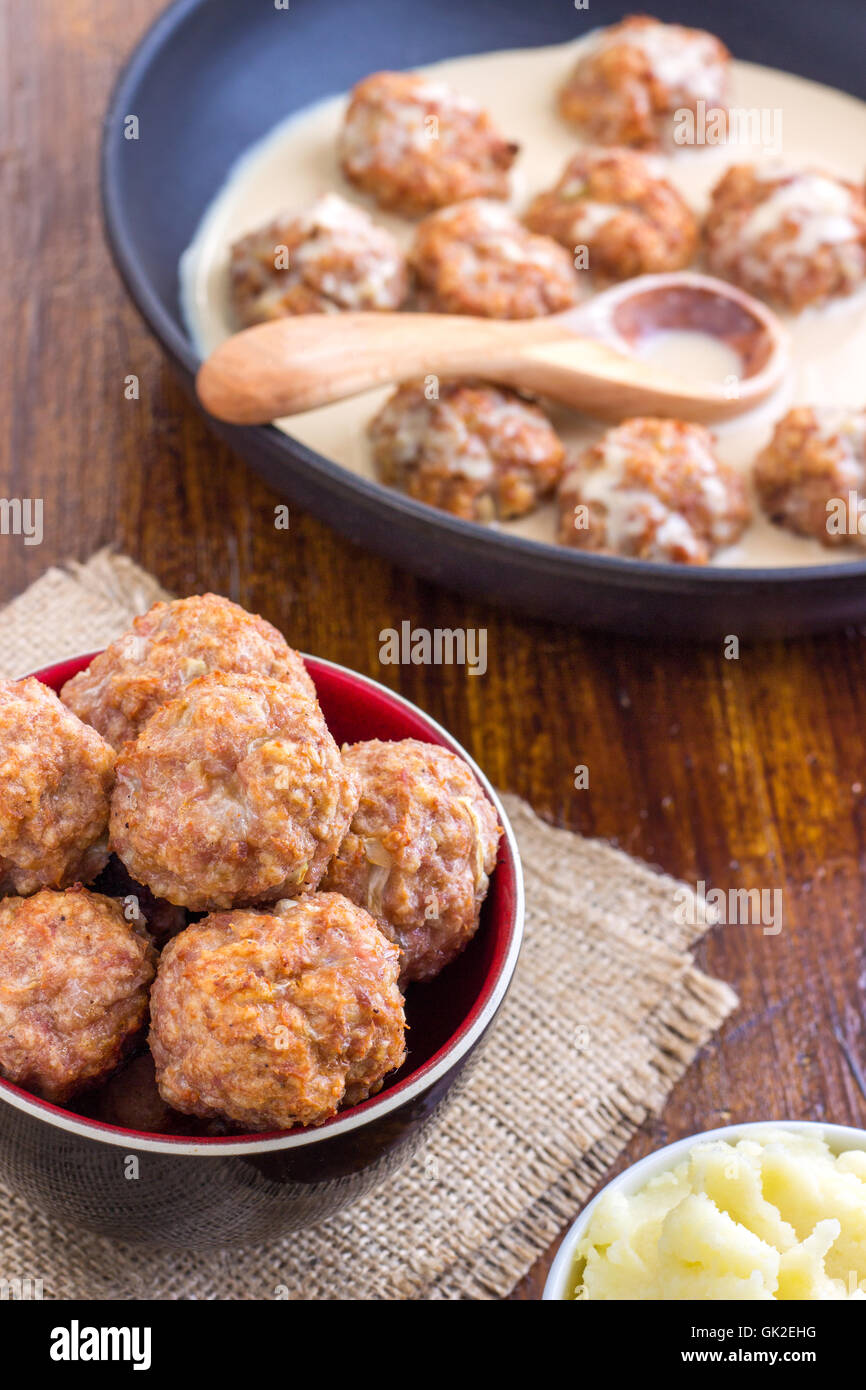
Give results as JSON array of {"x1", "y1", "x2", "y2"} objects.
[{"x1": 340, "y1": 70, "x2": 518, "y2": 216}]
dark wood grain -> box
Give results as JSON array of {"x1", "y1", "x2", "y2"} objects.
[{"x1": 2, "y1": 0, "x2": 866, "y2": 1300}]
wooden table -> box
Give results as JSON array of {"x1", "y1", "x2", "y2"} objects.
[{"x1": 4, "y1": 1, "x2": 866, "y2": 1300}]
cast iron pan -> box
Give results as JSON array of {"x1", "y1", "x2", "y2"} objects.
[{"x1": 101, "y1": 0, "x2": 866, "y2": 639}]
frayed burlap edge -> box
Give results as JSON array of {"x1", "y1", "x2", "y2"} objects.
[{"x1": 0, "y1": 551, "x2": 738, "y2": 1300}]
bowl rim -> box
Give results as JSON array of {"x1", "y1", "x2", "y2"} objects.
[
  {"x1": 542, "y1": 1118, "x2": 866, "y2": 1300},
  {"x1": 0, "y1": 652, "x2": 525, "y2": 1157},
  {"x1": 99, "y1": 0, "x2": 866, "y2": 596}
]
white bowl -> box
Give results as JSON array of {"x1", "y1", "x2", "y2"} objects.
[{"x1": 543, "y1": 1119, "x2": 866, "y2": 1300}]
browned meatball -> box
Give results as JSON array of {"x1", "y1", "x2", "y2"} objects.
[
  {"x1": 704, "y1": 165, "x2": 866, "y2": 311},
  {"x1": 339, "y1": 70, "x2": 518, "y2": 217},
  {"x1": 110, "y1": 672, "x2": 358, "y2": 912},
  {"x1": 80, "y1": 1052, "x2": 218, "y2": 1136},
  {"x1": 0, "y1": 679, "x2": 114, "y2": 896},
  {"x1": 93, "y1": 855, "x2": 188, "y2": 946},
  {"x1": 557, "y1": 418, "x2": 751, "y2": 564},
  {"x1": 525, "y1": 147, "x2": 698, "y2": 282},
  {"x1": 409, "y1": 199, "x2": 579, "y2": 318},
  {"x1": 229, "y1": 193, "x2": 409, "y2": 327},
  {"x1": 322, "y1": 740, "x2": 501, "y2": 984},
  {"x1": 61, "y1": 593, "x2": 316, "y2": 750},
  {"x1": 0, "y1": 887, "x2": 156, "y2": 1103},
  {"x1": 149, "y1": 894, "x2": 406, "y2": 1131},
  {"x1": 559, "y1": 16, "x2": 730, "y2": 149},
  {"x1": 369, "y1": 380, "x2": 565, "y2": 522},
  {"x1": 754, "y1": 407, "x2": 866, "y2": 546}
]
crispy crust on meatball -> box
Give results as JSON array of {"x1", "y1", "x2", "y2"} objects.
[
  {"x1": 754, "y1": 407, "x2": 866, "y2": 547},
  {"x1": 149, "y1": 894, "x2": 406, "y2": 1131},
  {"x1": 339, "y1": 70, "x2": 518, "y2": 216},
  {"x1": 557, "y1": 418, "x2": 751, "y2": 564},
  {"x1": 369, "y1": 381, "x2": 564, "y2": 521},
  {"x1": 322, "y1": 739, "x2": 501, "y2": 984},
  {"x1": 409, "y1": 199, "x2": 580, "y2": 318},
  {"x1": 110, "y1": 672, "x2": 358, "y2": 912},
  {"x1": 559, "y1": 16, "x2": 730, "y2": 149},
  {"x1": 61, "y1": 593, "x2": 316, "y2": 750},
  {"x1": 525, "y1": 147, "x2": 698, "y2": 281},
  {"x1": 0, "y1": 679, "x2": 114, "y2": 896},
  {"x1": 229, "y1": 193, "x2": 410, "y2": 327},
  {"x1": 704, "y1": 165, "x2": 866, "y2": 311},
  {"x1": 0, "y1": 887, "x2": 156, "y2": 1102}
]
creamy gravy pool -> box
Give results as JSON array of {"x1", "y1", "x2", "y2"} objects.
[{"x1": 181, "y1": 37, "x2": 866, "y2": 568}]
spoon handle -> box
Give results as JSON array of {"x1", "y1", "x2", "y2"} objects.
[{"x1": 196, "y1": 312, "x2": 567, "y2": 424}]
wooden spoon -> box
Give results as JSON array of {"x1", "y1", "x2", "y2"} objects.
[{"x1": 196, "y1": 272, "x2": 787, "y2": 426}]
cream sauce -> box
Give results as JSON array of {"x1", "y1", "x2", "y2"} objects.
[
  {"x1": 635, "y1": 330, "x2": 743, "y2": 384},
  {"x1": 180, "y1": 37, "x2": 866, "y2": 568}
]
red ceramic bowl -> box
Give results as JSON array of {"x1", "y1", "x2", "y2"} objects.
[{"x1": 0, "y1": 653, "x2": 524, "y2": 1248}]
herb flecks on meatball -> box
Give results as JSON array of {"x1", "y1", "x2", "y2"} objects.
[
  {"x1": 0, "y1": 678, "x2": 115, "y2": 896},
  {"x1": 323, "y1": 739, "x2": 501, "y2": 984},
  {"x1": 704, "y1": 165, "x2": 866, "y2": 311},
  {"x1": 369, "y1": 380, "x2": 565, "y2": 522},
  {"x1": 110, "y1": 672, "x2": 358, "y2": 912},
  {"x1": 557, "y1": 417, "x2": 751, "y2": 564},
  {"x1": 340, "y1": 71, "x2": 518, "y2": 217},
  {"x1": 229, "y1": 193, "x2": 409, "y2": 327},
  {"x1": 754, "y1": 407, "x2": 866, "y2": 547},
  {"x1": 61, "y1": 593, "x2": 316, "y2": 750},
  {"x1": 525, "y1": 147, "x2": 698, "y2": 282},
  {"x1": 410, "y1": 198, "x2": 580, "y2": 318},
  {"x1": 149, "y1": 893, "x2": 406, "y2": 1131},
  {"x1": 0, "y1": 887, "x2": 156, "y2": 1103}
]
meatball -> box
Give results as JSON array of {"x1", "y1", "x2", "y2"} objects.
[
  {"x1": 339, "y1": 70, "x2": 518, "y2": 217},
  {"x1": 559, "y1": 16, "x2": 730, "y2": 149},
  {"x1": 229, "y1": 193, "x2": 409, "y2": 327},
  {"x1": 754, "y1": 407, "x2": 866, "y2": 547},
  {"x1": 322, "y1": 739, "x2": 501, "y2": 984},
  {"x1": 149, "y1": 894, "x2": 406, "y2": 1131},
  {"x1": 704, "y1": 165, "x2": 866, "y2": 311},
  {"x1": 80, "y1": 1052, "x2": 217, "y2": 1136},
  {"x1": 110, "y1": 672, "x2": 358, "y2": 912},
  {"x1": 369, "y1": 381, "x2": 565, "y2": 522},
  {"x1": 525, "y1": 147, "x2": 698, "y2": 282},
  {"x1": 409, "y1": 199, "x2": 580, "y2": 318},
  {"x1": 0, "y1": 679, "x2": 114, "y2": 896},
  {"x1": 61, "y1": 593, "x2": 316, "y2": 750},
  {"x1": 557, "y1": 418, "x2": 751, "y2": 564},
  {"x1": 0, "y1": 887, "x2": 156, "y2": 1103},
  {"x1": 93, "y1": 855, "x2": 188, "y2": 946}
]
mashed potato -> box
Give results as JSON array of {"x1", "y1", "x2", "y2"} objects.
[{"x1": 573, "y1": 1129, "x2": 866, "y2": 1300}]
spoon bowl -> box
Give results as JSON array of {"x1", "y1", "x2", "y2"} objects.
[{"x1": 196, "y1": 272, "x2": 788, "y2": 426}]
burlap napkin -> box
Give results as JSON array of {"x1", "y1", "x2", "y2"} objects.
[{"x1": 0, "y1": 551, "x2": 737, "y2": 1300}]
